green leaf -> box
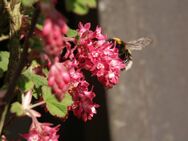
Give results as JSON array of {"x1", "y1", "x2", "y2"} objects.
[
  {"x1": 32, "y1": 87, "x2": 42, "y2": 99},
  {"x1": 77, "y1": 0, "x2": 96, "y2": 8},
  {"x1": 18, "y1": 61, "x2": 47, "y2": 98},
  {"x1": 36, "y1": 24, "x2": 43, "y2": 30},
  {"x1": 65, "y1": 0, "x2": 89, "y2": 15},
  {"x1": 0, "y1": 51, "x2": 9, "y2": 71},
  {"x1": 42, "y1": 86, "x2": 73, "y2": 118},
  {"x1": 42, "y1": 68, "x2": 49, "y2": 76},
  {"x1": 74, "y1": 3, "x2": 89, "y2": 15},
  {"x1": 31, "y1": 73, "x2": 47, "y2": 88},
  {"x1": 17, "y1": 74, "x2": 34, "y2": 92},
  {"x1": 0, "y1": 51, "x2": 9, "y2": 77},
  {"x1": 23, "y1": 70, "x2": 48, "y2": 88},
  {"x1": 66, "y1": 28, "x2": 78, "y2": 37},
  {"x1": 21, "y1": 0, "x2": 38, "y2": 7},
  {"x1": 10, "y1": 102, "x2": 24, "y2": 116},
  {"x1": 86, "y1": 0, "x2": 97, "y2": 8},
  {"x1": 65, "y1": 0, "x2": 76, "y2": 11}
]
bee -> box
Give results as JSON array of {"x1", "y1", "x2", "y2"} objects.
[{"x1": 109, "y1": 37, "x2": 152, "y2": 70}]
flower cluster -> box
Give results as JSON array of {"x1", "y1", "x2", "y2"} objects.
[
  {"x1": 22, "y1": 122, "x2": 60, "y2": 141},
  {"x1": 75, "y1": 23, "x2": 125, "y2": 87},
  {"x1": 48, "y1": 60, "x2": 83, "y2": 100},
  {"x1": 20, "y1": 91, "x2": 60, "y2": 140},
  {"x1": 70, "y1": 81, "x2": 99, "y2": 122},
  {"x1": 37, "y1": 1, "x2": 68, "y2": 56},
  {"x1": 39, "y1": 17, "x2": 68, "y2": 56}
]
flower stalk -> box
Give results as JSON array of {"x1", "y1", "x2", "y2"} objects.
[{"x1": 29, "y1": 101, "x2": 46, "y2": 109}]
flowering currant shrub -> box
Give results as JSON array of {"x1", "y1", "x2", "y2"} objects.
[{"x1": 0, "y1": 0, "x2": 151, "y2": 140}]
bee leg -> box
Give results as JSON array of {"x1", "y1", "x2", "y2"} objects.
[{"x1": 125, "y1": 60, "x2": 133, "y2": 71}]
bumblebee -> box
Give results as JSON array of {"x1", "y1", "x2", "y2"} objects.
[{"x1": 109, "y1": 37, "x2": 152, "y2": 70}]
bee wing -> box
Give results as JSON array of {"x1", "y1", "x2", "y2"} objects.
[{"x1": 126, "y1": 37, "x2": 152, "y2": 50}]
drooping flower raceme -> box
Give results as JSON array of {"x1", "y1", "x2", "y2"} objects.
[
  {"x1": 37, "y1": 17, "x2": 68, "y2": 56},
  {"x1": 20, "y1": 91, "x2": 60, "y2": 140},
  {"x1": 48, "y1": 60, "x2": 83, "y2": 100},
  {"x1": 37, "y1": 2, "x2": 68, "y2": 57},
  {"x1": 70, "y1": 80, "x2": 99, "y2": 122},
  {"x1": 75, "y1": 22, "x2": 125, "y2": 87},
  {"x1": 22, "y1": 122, "x2": 60, "y2": 141}
]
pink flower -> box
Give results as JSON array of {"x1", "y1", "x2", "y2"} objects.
[
  {"x1": 70, "y1": 81, "x2": 99, "y2": 122},
  {"x1": 1, "y1": 135, "x2": 7, "y2": 141},
  {"x1": 48, "y1": 60, "x2": 83, "y2": 100},
  {"x1": 77, "y1": 22, "x2": 91, "y2": 37},
  {"x1": 76, "y1": 23, "x2": 125, "y2": 87},
  {"x1": 37, "y1": 17, "x2": 68, "y2": 56},
  {"x1": 48, "y1": 61, "x2": 71, "y2": 100},
  {"x1": 36, "y1": 3, "x2": 68, "y2": 56},
  {"x1": 22, "y1": 122, "x2": 60, "y2": 141},
  {"x1": 22, "y1": 91, "x2": 41, "y2": 118}
]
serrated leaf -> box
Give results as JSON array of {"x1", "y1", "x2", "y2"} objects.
[
  {"x1": 42, "y1": 86, "x2": 73, "y2": 118},
  {"x1": 67, "y1": 28, "x2": 78, "y2": 37},
  {"x1": 10, "y1": 102, "x2": 24, "y2": 116},
  {"x1": 17, "y1": 74, "x2": 34, "y2": 92},
  {"x1": 31, "y1": 74, "x2": 47, "y2": 88},
  {"x1": 23, "y1": 70, "x2": 47, "y2": 88},
  {"x1": 21, "y1": 0, "x2": 38, "y2": 7}
]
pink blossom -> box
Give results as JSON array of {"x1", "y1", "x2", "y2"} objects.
[
  {"x1": 22, "y1": 91, "x2": 41, "y2": 118},
  {"x1": 77, "y1": 22, "x2": 91, "y2": 37},
  {"x1": 1, "y1": 135, "x2": 7, "y2": 141},
  {"x1": 76, "y1": 23, "x2": 125, "y2": 87},
  {"x1": 36, "y1": 2, "x2": 68, "y2": 56},
  {"x1": 22, "y1": 122, "x2": 60, "y2": 141},
  {"x1": 48, "y1": 61, "x2": 71, "y2": 100},
  {"x1": 48, "y1": 60, "x2": 83, "y2": 100},
  {"x1": 70, "y1": 81, "x2": 99, "y2": 122},
  {"x1": 37, "y1": 17, "x2": 68, "y2": 56}
]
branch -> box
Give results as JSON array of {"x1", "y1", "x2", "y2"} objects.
[
  {"x1": 0, "y1": 5, "x2": 40, "y2": 135},
  {"x1": 4, "y1": 3, "x2": 40, "y2": 105}
]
